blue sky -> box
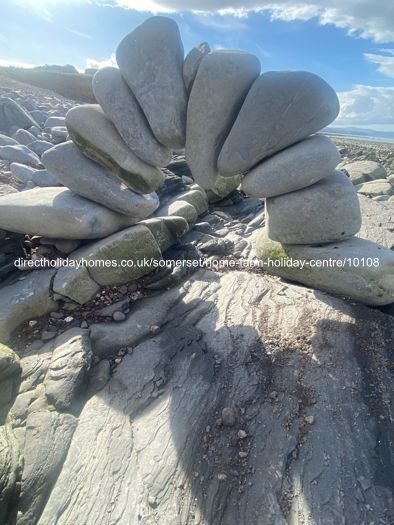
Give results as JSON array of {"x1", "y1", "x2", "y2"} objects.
[{"x1": 0, "y1": 0, "x2": 393, "y2": 130}]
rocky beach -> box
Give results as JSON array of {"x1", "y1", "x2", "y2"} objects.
[{"x1": 0, "y1": 14, "x2": 393, "y2": 525}]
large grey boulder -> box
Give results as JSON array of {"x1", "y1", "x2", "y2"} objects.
[
  {"x1": 242, "y1": 135, "x2": 340, "y2": 197},
  {"x1": 0, "y1": 144, "x2": 41, "y2": 167},
  {"x1": 256, "y1": 228, "x2": 394, "y2": 306},
  {"x1": 183, "y1": 42, "x2": 210, "y2": 93},
  {"x1": 65, "y1": 105, "x2": 165, "y2": 193},
  {"x1": 0, "y1": 98, "x2": 38, "y2": 133},
  {"x1": 92, "y1": 67, "x2": 172, "y2": 167},
  {"x1": 266, "y1": 171, "x2": 361, "y2": 244},
  {"x1": 68, "y1": 224, "x2": 163, "y2": 286},
  {"x1": 0, "y1": 187, "x2": 137, "y2": 239},
  {"x1": 186, "y1": 50, "x2": 260, "y2": 189},
  {"x1": 218, "y1": 71, "x2": 340, "y2": 176},
  {"x1": 116, "y1": 16, "x2": 187, "y2": 148},
  {"x1": 341, "y1": 160, "x2": 387, "y2": 185},
  {"x1": 42, "y1": 142, "x2": 159, "y2": 217},
  {"x1": 0, "y1": 270, "x2": 57, "y2": 343},
  {"x1": 35, "y1": 270, "x2": 394, "y2": 525}
]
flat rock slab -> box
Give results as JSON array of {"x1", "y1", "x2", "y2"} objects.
[
  {"x1": 186, "y1": 50, "x2": 260, "y2": 189},
  {"x1": 218, "y1": 71, "x2": 340, "y2": 176},
  {"x1": 42, "y1": 142, "x2": 159, "y2": 217},
  {"x1": 0, "y1": 187, "x2": 137, "y2": 239},
  {"x1": 65, "y1": 104, "x2": 165, "y2": 194},
  {"x1": 92, "y1": 67, "x2": 171, "y2": 167},
  {"x1": 35, "y1": 270, "x2": 394, "y2": 524},
  {"x1": 256, "y1": 229, "x2": 394, "y2": 305},
  {"x1": 242, "y1": 135, "x2": 340, "y2": 197},
  {"x1": 116, "y1": 16, "x2": 187, "y2": 148},
  {"x1": 266, "y1": 171, "x2": 361, "y2": 244}
]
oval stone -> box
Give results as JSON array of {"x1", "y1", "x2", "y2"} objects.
[
  {"x1": 266, "y1": 171, "x2": 361, "y2": 245},
  {"x1": 42, "y1": 142, "x2": 159, "y2": 218},
  {"x1": 116, "y1": 16, "x2": 187, "y2": 149},
  {"x1": 186, "y1": 50, "x2": 260, "y2": 190},
  {"x1": 92, "y1": 67, "x2": 171, "y2": 167},
  {"x1": 218, "y1": 71, "x2": 340, "y2": 176},
  {"x1": 242, "y1": 135, "x2": 340, "y2": 198},
  {"x1": 65, "y1": 104, "x2": 164, "y2": 194}
]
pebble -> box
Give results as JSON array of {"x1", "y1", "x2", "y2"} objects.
[
  {"x1": 113, "y1": 311, "x2": 126, "y2": 322},
  {"x1": 221, "y1": 407, "x2": 236, "y2": 427}
]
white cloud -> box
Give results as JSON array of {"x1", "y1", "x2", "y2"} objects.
[
  {"x1": 364, "y1": 50, "x2": 394, "y2": 78},
  {"x1": 336, "y1": 85, "x2": 394, "y2": 125},
  {"x1": 100, "y1": 1, "x2": 394, "y2": 43},
  {"x1": 84, "y1": 53, "x2": 117, "y2": 70}
]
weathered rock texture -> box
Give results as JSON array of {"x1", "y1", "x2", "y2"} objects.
[{"x1": 13, "y1": 270, "x2": 391, "y2": 525}]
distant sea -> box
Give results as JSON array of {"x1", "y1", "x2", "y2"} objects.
[
  {"x1": 325, "y1": 132, "x2": 394, "y2": 144},
  {"x1": 323, "y1": 127, "x2": 394, "y2": 145}
]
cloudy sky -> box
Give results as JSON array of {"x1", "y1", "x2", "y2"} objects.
[{"x1": 1, "y1": 0, "x2": 393, "y2": 131}]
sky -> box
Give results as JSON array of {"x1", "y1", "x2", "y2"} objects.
[{"x1": 0, "y1": 0, "x2": 393, "y2": 131}]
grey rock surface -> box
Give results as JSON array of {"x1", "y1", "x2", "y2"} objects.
[
  {"x1": 42, "y1": 142, "x2": 159, "y2": 217},
  {"x1": 218, "y1": 71, "x2": 340, "y2": 175},
  {"x1": 358, "y1": 194, "x2": 394, "y2": 249},
  {"x1": 0, "y1": 270, "x2": 57, "y2": 343},
  {"x1": 33, "y1": 270, "x2": 394, "y2": 524},
  {"x1": 0, "y1": 187, "x2": 137, "y2": 239},
  {"x1": 266, "y1": 171, "x2": 362, "y2": 244},
  {"x1": 186, "y1": 51, "x2": 260, "y2": 189},
  {"x1": 116, "y1": 16, "x2": 187, "y2": 148},
  {"x1": 242, "y1": 135, "x2": 340, "y2": 197},
  {"x1": 356, "y1": 179, "x2": 394, "y2": 197},
  {"x1": 0, "y1": 133, "x2": 18, "y2": 147},
  {"x1": 27, "y1": 140, "x2": 53, "y2": 157},
  {"x1": 92, "y1": 67, "x2": 172, "y2": 167}
]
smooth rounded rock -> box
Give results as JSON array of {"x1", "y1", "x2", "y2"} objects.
[
  {"x1": 42, "y1": 142, "x2": 159, "y2": 218},
  {"x1": 116, "y1": 16, "x2": 187, "y2": 148},
  {"x1": 342, "y1": 160, "x2": 387, "y2": 185},
  {"x1": 12, "y1": 128, "x2": 36, "y2": 145},
  {"x1": 186, "y1": 50, "x2": 260, "y2": 189},
  {"x1": 27, "y1": 140, "x2": 54, "y2": 157},
  {"x1": 183, "y1": 42, "x2": 210, "y2": 93},
  {"x1": 66, "y1": 105, "x2": 164, "y2": 194},
  {"x1": 266, "y1": 171, "x2": 361, "y2": 244},
  {"x1": 242, "y1": 135, "x2": 340, "y2": 197},
  {"x1": 218, "y1": 71, "x2": 340, "y2": 176},
  {"x1": 0, "y1": 187, "x2": 137, "y2": 239},
  {"x1": 10, "y1": 163, "x2": 36, "y2": 184},
  {"x1": 156, "y1": 200, "x2": 198, "y2": 225},
  {"x1": 140, "y1": 216, "x2": 189, "y2": 251},
  {"x1": 0, "y1": 134, "x2": 18, "y2": 147},
  {"x1": 0, "y1": 97, "x2": 38, "y2": 133},
  {"x1": 92, "y1": 67, "x2": 171, "y2": 167},
  {"x1": 0, "y1": 145, "x2": 41, "y2": 167},
  {"x1": 256, "y1": 228, "x2": 394, "y2": 306}
]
